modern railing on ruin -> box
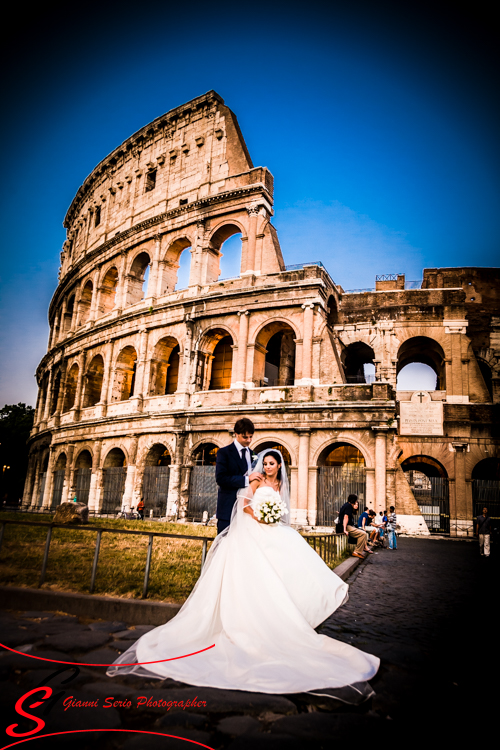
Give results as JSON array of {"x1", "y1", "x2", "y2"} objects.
[{"x1": 302, "y1": 532, "x2": 354, "y2": 566}]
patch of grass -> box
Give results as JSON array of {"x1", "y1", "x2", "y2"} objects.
[{"x1": 0, "y1": 513, "x2": 216, "y2": 604}]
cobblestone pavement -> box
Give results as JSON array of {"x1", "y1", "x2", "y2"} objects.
[{"x1": 0, "y1": 538, "x2": 496, "y2": 749}]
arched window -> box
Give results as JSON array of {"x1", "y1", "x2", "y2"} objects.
[
  {"x1": 112, "y1": 346, "x2": 137, "y2": 401},
  {"x1": 254, "y1": 322, "x2": 296, "y2": 387},
  {"x1": 50, "y1": 371, "x2": 61, "y2": 415},
  {"x1": 210, "y1": 336, "x2": 233, "y2": 390},
  {"x1": 63, "y1": 364, "x2": 79, "y2": 412},
  {"x1": 162, "y1": 238, "x2": 192, "y2": 293},
  {"x1": 192, "y1": 443, "x2": 218, "y2": 465},
  {"x1": 102, "y1": 448, "x2": 127, "y2": 514},
  {"x1": 142, "y1": 444, "x2": 171, "y2": 517},
  {"x1": 317, "y1": 442, "x2": 366, "y2": 526},
  {"x1": 74, "y1": 449, "x2": 92, "y2": 504},
  {"x1": 149, "y1": 337, "x2": 180, "y2": 396},
  {"x1": 397, "y1": 337, "x2": 446, "y2": 391},
  {"x1": 63, "y1": 295, "x2": 75, "y2": 334},
  {"x1": 341, "y1": 342, "x2": 375, "y2": 384},
  {"x1": 83, "y1": 355, "x2": 104, "y2": 407},
  {"x1": 401, "y1": 455, "x2": 449, "y2": 533},
  {"x1": 327, "y1": 295, "x2": 339, "y2": 327},
  {"x1": 125, "y1": 252, "x2": 151, "y2": 306},
  {"x1": 208, "y1": 224, "x2": 243, "y2": 282},
  {"x1": 472, "y1": 458, "x2": 500, "y2": 524},
  {"x1": 99, "y1": 267, "x2": 118, "y2": 316},
  {"x1": 79, "y1": 281, "x2": 93, "y2": 326}
]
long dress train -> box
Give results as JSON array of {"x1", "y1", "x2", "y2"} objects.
[{"x1": 107, "y1": 486, "x2": 379, "y2": 697}]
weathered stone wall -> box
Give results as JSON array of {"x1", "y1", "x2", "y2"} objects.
[{"x1": 25, "y1": 93, "x2": 500, "y2": 536}]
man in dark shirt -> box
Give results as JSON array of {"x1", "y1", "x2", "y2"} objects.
[
  {"x1": 338, "y1": 494, "x2": 371, "y2": 558},
  {"x1": 476, "y1": 507, "x2": 492, "y2": 557}
]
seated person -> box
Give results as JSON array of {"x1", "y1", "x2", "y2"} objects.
[{"x1": 365, "y1": 509, "x2": 382, "y2": 545}]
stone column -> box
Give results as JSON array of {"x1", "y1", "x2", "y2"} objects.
[
  {"x1": 64, "y1": 444, "x2": 76, "y2": 502},
  {"x1": 365, "y1": 467, "x2": 375, "y2": 508},
  {"x1": 451, "y1": 442, "x2": 470, "y2": 536},
  {"x1": 234, "y1": 311, "x2": 249, "y2": 387},
  {"x1": 372, "y1": 426, "x2": 388, "y2": 513},
  {"x1": 95, "y1": 340, "x2": 114, "y2": 418},
  {"x1": 300, "y1": 304, "x2": 314, "y2": 384},
  {"x1": 41, "y1": 369, "x2": 54, "y2": 424},
  {"x1": 122, "y1": 436, "x2": 138, "y2": 509},
  {"x1": 71, "y1": 351, "x2": 87, "y2": 421},
  {"x1": 189, "y1": 220, "x2": 205, "y2": 287},
  {"x1": 130, "y1": 329, "x2": 149, "y2": 412},
  {"x1": 22, "y1": 453, "x2": 37, "y2": 506},
  {"x1": 148, "y1": 234, "x2": 162, "y2": 300},
  {"x1": 88, "y1": 269, "x2": 101, "y2": 323},
  {"x1": 444, "y1": 320, "x2": 469, "y2": 402},
  {"x1": 242, "y1": 206, "x2": 259, "y2": 275},
  {"x1": 30, "y1": 456, "x2": 43, "y2": 509},
  {"x1": 114, "y1": 252, "x2": 127, "y2": 312},
  {"x1": 41, "y1": 446, "x2": 56, "y2": 509},
  {"x1": 54, "y1": 363, "x2": 67, "y2": 417},
  {"x1": 88, "y1": 441, "x2": 102, "y2": 512},
  {"x1": 167, "y1": 432, "x2": 186, "y2": 518},
  {"x1": 295, "y1": 429, "x2": 310, "y2": 525}
]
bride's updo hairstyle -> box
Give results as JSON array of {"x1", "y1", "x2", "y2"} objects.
[{"x1": 263, "y1": 450, "x2": 282, "y2": 482}]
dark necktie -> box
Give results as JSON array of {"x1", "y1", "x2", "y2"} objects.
[{"x1": 240, "y1": 447, "x2": 248, "y2": 471}]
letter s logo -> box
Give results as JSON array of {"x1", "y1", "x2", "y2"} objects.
[{"x1": 6, "y1": 687, "x2": 53, "y2": 737}]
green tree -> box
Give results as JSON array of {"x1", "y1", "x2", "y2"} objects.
[{"x1": 0, "y1": 403, "x2": 35, "y2": 506}]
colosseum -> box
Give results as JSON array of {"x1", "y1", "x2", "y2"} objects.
[{"x1": 24, "y1": 90, "x2": 500, "y2": 536}]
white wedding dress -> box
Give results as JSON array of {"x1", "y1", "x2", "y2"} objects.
[{"x1": 107, "y1": 484, "x2": 379, "y2": 696}]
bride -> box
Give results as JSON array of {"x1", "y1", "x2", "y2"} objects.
[{"x1": 107, "y1": 449, "x2": 379, "y2": 698}]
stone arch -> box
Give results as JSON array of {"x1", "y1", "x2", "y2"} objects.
[
  {"x1": 252, "y1": 440, "x2": 293, "y2": 466},
  {"x1": 54, "y1": 451, "x2": 67, "y2": 471},
  {"x1": 163, "y1": 236, "x2": 193, "y2": 293},
  {"x1": 471, "y1": 457, "x2": 500, "y2": 481},
  {"x1": 112, "y1": 346, "x2": 137, "y2": 401},
  {"x1": 327, "y1": 294, "x2": 339, "y2": 328},
  {"x1": 476, "y1": 357, "x2": 493, "y2": 399},
  {"x1": 98, "y1": 266, "x2": 119, "y2": 316},
  {"x1": 196, "y1": 327, "x2": 235, "y2": 391},
  {"x1": 79, "y1": 279, "x2": 93, "y2": 326},
  {"x1": 401, "y1": 455, "x2": 448, "y2": 478},
  {"x1": 144, "y1": 443, "x2": 172, "y2": 466},
  {"x1": 49, "y1": 369, "x2": 62, "y2": 415},
  {"x1": 103, "y1": 446, "x2": 127, "y2": 468},
  {"x1": 63, "y1": 294, "x2": 76, "y2": 334},
  {"x1": 149, "y1": 336, "x2": 181, "y2": 396},
  {"x1": 253, "y1": 320, "x2": 298, "y2": 387},
  {"x1": 191, "y1": 442, "x2": 219, "y2": 466},
  {"x1": 63, "y1": 363, "x2": 79, "y2": 412},
  {"x1": 397, "y1": 336, "x2": 446, "y2": 390},
  {"x1": 341, "y1": 341, "x2": 375, "y2": 384},
  {"x1": 125, "y1": 251, "x2": 151, "y2": 306},
  {"x1": 209, "y1": 223, "x2": 246, "y2": 282},
  {"x1": 83, "y1": 354, "x2": 104, "y2": 407},
  {"x1": 75, "y1": 448, "x2": 93, "y2": 469},
  {"x1": 313, "y1": 435, "x2": 373, "y2": 468},
  {"x1": 318, "y1": 442, "x2": 367, "y2": 468}
]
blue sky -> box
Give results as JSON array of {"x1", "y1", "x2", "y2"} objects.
[{"x1": 0, "y1": 1, "x2": 498, "y2": 406}]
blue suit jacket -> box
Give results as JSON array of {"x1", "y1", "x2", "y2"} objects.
[{"x1": 215, "y1": 443, "x2": 248, "y2": 521}]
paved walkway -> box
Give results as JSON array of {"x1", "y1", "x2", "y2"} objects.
[{"x1": 0, "y1": 538, "x2": 496, "y2": 749}]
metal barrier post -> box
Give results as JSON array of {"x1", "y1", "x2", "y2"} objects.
[
  {"x1": 89, "y1": 529, "x2": 103, "y2": 593},
  {"x1": 142, "y1": 534, "x2": 154, "y2": 599},
  {"x1": 38, "y1": 526, "x2": 53, "y2": 587}
]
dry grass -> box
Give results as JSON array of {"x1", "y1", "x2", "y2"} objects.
[{"x1": 0, "y1": 513, "x2": 216, "y2": 604}]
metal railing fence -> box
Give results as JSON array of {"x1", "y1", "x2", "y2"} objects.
[
  {"x1": 302, "y1": 532, "x2": 354, "y2": 565},
  {"x1": 0, "y1": 518, "x2": 213, "y2": 600}
]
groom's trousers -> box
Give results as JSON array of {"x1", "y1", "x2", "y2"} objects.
[{"x1": 217, "y1": 518, "x2": 230, "y2": 535}]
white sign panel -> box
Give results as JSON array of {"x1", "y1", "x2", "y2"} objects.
[{"x1": 399, "y1": 391, "x2": 444, "y2": 436}]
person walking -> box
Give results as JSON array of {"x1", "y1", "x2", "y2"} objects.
[
  {"x1": 137, "y1": 498, "x2": 145, "y2": 520},
  {"x1": 475, "y1": 506, "x2": 492, "y2": 557},
  {"x1": 387, "y1": 505, "x2": 397, "y2": 549},
  {"x1": 338, "y1": 494, "x2": 371, "y2": 558}
]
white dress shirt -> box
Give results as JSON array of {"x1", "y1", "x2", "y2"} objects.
[{"x1": 233, "y1": 439, "x2": 252, "y2": 486}]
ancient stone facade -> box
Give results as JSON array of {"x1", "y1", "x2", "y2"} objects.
[{"x1": 24, "y1": 91, "x2": 500, "y2": 536}]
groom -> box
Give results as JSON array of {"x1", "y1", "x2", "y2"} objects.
[{"x1": 215, "y1": 417, "x2": 262, "y2": 534}]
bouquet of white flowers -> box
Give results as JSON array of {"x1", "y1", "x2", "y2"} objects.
[{"x1": 253, "y1": 494, "x2": 289, "y2": 524}]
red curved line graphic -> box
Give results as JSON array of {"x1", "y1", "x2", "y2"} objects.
[
  {"x1": 0, "y1": 642, "x2": 215, "y2": 667},
  {"x1": 0, "y1": 729, "x2": 215, "y2": 750}
]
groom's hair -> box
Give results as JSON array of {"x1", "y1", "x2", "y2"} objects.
[
  {"x1": 234, "y1": 418, "x2": 255, "y2": 435},
  {"x1": 347, "y1": 494, "x2": 358, "y2": 504}
]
